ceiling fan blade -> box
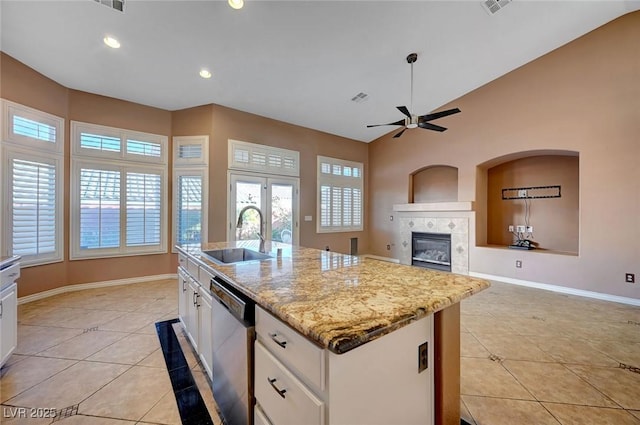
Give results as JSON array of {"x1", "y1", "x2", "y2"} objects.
[
  {"x1": 366, "y1": 119, "x2": 405, "y2": 128},
  {"x1": 419, "y1": 108, "x2": 461, "y2": 122},
  {"x1": 418, "y1": 122, "x2": 447, "y2": 132},
  {"x1": 396, "y1": 106, "x2": 411, "y2": 118},
  {"x1": 393, "y1": 128, "x2": 407, "y2": 138}
]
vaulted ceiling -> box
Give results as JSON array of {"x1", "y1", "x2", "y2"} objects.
[{"x1": 2, "y1": 1, "x2": 638, "y2": 142}]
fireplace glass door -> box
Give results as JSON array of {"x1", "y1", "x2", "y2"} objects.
[{"x1": 412, "y1": 232, "x2": 452, "y2": 272}]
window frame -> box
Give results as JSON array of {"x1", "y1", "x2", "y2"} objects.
[
  {"x1": 1, "y1": 99, "x2": 64, "y2": 267},
  {"x1": 316, "y1": 155, "x2": 364, "y2": 233},
  {"x1": 70, "y1": 121, "x2": 168, "y2": 260},
  {"x1": 172, "y1": 135, "x2": 209, "y2": 253}
]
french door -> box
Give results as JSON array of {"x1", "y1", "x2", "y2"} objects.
[{"x1": 228, "y1": 172, "x2": 299, "y2": 244}]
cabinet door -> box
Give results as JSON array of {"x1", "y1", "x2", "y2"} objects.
[
  {"x1": 186, "y1": 278, "x2": 200, "y2": 351},
  {"x1": 1, "y1": 283, "x2": 18, "y2": 367},
  {"x1": 198, "y1": 288, "x2": 213, "y2": 380},
  {"x1": 177, "y1": 268, "x2": 189, "y2": 327}
]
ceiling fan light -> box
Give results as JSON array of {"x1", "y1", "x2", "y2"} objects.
[{"x1": 228, "y1": 0, "x2": 244, "y2": 9}]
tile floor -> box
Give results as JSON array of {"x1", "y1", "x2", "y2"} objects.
[
  {"x1": 0, "y1": 279, "x2": 222, "y2": 425},
  {"x1": 460, "y1": 281, "x2": 640, "y2": 425},
  {"x1": 1, "y1": 278, "x2": 639, "y2": 425}
]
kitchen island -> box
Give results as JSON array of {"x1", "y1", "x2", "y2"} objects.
[{"x1": 177, "y1": 241, "x2": 489, "y2": 425}]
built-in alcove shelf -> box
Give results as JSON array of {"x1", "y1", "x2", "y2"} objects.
[{"x1": 477, "y1": 244, "x2": 578, "y2": 257}]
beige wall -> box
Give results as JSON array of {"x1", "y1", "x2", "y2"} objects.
[
  {"x1": 368, "y1": 12, "x2": 640, "y2": 299},
  {"x1": 2, "y1": 53, "x2": 368, "y2": 297},
  {"x1": 486, "y1": 155, "x2": 579, "y2": 253},
  {"x1": 173, "y1": 103, "x2": 369, "y2": 254}
]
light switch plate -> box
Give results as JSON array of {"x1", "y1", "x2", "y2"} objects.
[{"x1": 304, "y1": 215, "x2": 312, "y2": 221}]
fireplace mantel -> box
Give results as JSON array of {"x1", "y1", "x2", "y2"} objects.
[{"x1": 393, "y1": 201, "x2": 473, "y2": 212}]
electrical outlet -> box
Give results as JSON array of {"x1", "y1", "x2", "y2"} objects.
[
  {"x1": 508, "y1": 225, "x2": 514, "y2": 232},
  {"x1": 516, "y1": 260, "x2": 522, "y2": 268},
  {"x1": 418, "y1": 342, "x2": 428, "y2": 373},
  {"x1": 626, "y1": 273, "x2": 635, "y2": 283},
  {"x1": 386, "y1": 244, "x2": 391, "y2": 250},
  {"x1": 516, "y1": 225, "x2": 526, "y2": 233},
  {"x1": 389, "y1": 215, "x2": 394, "y2": 221},
  {"x1": 526, "y1": 226, "x2": 533, "y2": 233},
  {"x1": 518, "y1": 189, "x2": 528, "y2": 198}
]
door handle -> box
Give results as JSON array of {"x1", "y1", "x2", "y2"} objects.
[
  {"x1": 269, "y1": 333, "x2": 287, "y2": 348},
  {"x1": 267, "y1": 377, "x2": 287, "y2": 398}
]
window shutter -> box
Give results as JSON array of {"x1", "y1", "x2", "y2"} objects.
[
  {"x1": 80, "y1": 168, "x2": 121, "y2": 249},
  {"x1": 12, "y1": 115, "x2": 57, "y2": 143},
  {"x1": 127, "y1": 139, "x2": 162, "y2": 158},
  {"x1": 176, "y1": 175, "x2": 203, "y2": 247},
  {"x1": 80, "y1": 132, "x2": 121, "y2": 152},
  {"x1": 126, "y1": 172, "x2": 162, "y2": 246},
  {"x1": 11, "y1": 159, "x2": 57, "y2": 256}
]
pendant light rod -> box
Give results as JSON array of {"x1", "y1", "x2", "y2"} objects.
[{"x1": 406, "y1": 53, "x2": 417, "y2": 114}]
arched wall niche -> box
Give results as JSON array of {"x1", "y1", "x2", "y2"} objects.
[
  {"x1": 476, "y1": 150, "x2": 579, "y2": 254},
  {"x1": 409, "y1": 165, "x2": 459, "y2": 203}
]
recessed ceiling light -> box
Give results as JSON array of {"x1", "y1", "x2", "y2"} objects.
[
  {"x1": 103, "y1": 36, "x2": 121, "y2": 49},
  {"x1": 199, "y1": 69, "x2": 212, "y2": 79},
  {"x1": 228, "y1": 0, "x2": 244, "y2": 10}
]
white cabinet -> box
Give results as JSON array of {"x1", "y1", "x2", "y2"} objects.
[
  {"x1": 176, "y1": 256, "x2": 214, "y2": 380},
  {"x1": 1, "y1": 282, "x2": 18, "y2": 367},
  {"x1": 185, "y1": 277, "x2": 200, "y2": 351},
  {"x1": 177, "y1": 267, "x2": 189, "y2": 326},
  {"x1": 198, "y1": 287, "x2": 213, "y2": 379},
  {"x1": 255, "y1": 305, "x2": 434, "y2": 425}
]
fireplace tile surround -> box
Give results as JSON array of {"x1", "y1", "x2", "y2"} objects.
[{"x1": 393, "y1": 202, "x2": 475, "y2": 275}]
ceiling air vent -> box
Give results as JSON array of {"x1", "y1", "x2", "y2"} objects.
[
  {"x1": 351, "y1": 92, "x2": 369, "y2": 104},
  {"x1": 481, "y1": 0, "x2": 511, "y2": 15},
  {"x1": 94, "y1": 0, "x2": 124, "y2": 12}
]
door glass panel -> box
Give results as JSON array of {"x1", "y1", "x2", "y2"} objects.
[
  {"x1": 271, "y1": 184, "x2": 293, "y2": 243},
  {"x1": 235, "y1": 181, "x2": 262, "y2": 240}
]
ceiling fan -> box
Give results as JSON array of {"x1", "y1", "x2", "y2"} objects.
[{"x1": 367, "y1": 53, "x2": 461, "y2": 138}]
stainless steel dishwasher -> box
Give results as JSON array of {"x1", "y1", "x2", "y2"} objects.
[{"x1": 209, "y1": 274, "x2": 255, "y2": 425}]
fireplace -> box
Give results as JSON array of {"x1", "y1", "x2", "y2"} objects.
[{"x1": 412, "y1": 232, "x2": 452, "y2": 272}]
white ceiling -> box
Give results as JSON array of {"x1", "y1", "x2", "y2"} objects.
[{"x1": 1, "y1": 1, "x2": 638, "y2": 142}]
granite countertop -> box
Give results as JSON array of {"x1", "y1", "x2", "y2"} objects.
[{"x1": 179, "y1": 241, "x2": 490, "y2": 354}]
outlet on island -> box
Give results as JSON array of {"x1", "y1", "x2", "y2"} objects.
[{"x1": 626, "y1": 273, "x2": 635, "y2": 283}]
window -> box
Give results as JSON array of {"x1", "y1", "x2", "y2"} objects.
[
  {"x1": 317, "y1": 156, "x2": 363, "y2": 233},
  {"x1": 229, "y1": 139, "x2": 299, "y2": 177},
  {"x1": 227, "y1": 140, "x2": 299, "y2": 244},
  {"x1": 173, "y1": 136, "x2": 208, "y2": 252},
  {"x1": 1, "y1": 100, "x2": 64, "y2": 266},
  {"x1": 71, "y1": 121, "x2": 167, "y2": 259}
]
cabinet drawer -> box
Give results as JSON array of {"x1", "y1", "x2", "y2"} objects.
[
  {"x1": 256, "y1": 306, "x2": 325, "y2": 391},
  {"x1": 0, "y1": 263, "x2": 20, "y2": 289},
  {"x1": 186, "y1": 258, "x2": 200, "y2": 280},
  {"x1": 178, "y1": 252, "x2": 187, "y2": 269},
  {"x1": 198, "y1": 266, "x2": 213, "y2": 288},
  {"x1": 255, "y1": 341, "x2": 324, "y2": 425}
]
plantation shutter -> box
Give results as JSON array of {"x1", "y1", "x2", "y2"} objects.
[
  {"x1": 79, "y1": 168, "x2": 121, "y2": 249},
  {"x1": 176, "y1": 175, "x2": 203, "y2": 247},
  {"x1": 126, "y1": 172, "x2": 162, "y2": 246},
  {"x1": 11, "y1": 158, "x2": 57, "y2": 256}
]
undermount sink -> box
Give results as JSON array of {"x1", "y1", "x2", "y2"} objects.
[{"x1": 202, "y1": 248, "x2": 272, "y2": 264}]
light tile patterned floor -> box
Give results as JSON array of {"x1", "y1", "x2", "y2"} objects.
[
  {"x1": 1, "y1": 279, "x2": 639, "y2": 424},
  {"x1": 0, "y1": 279, "x2": 221, "y2": 425},
  {"x1": 461, "y1": 281, "x2": 640, "y2": 425}
]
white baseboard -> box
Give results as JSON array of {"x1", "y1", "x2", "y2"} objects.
[
  {"x1": 18, "y1": 274, "x2": 178, "y2": 305},
  {"x1": 469, "y1": 272, "x2": 640, "y2": 307},
  {"x1": 360, "y1": 254, "x2": 400, "y2": 264}
]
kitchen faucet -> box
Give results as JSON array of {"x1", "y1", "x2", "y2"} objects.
[{"x1": 236, "y1": 205, "x2": 266, "y2": 253}]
